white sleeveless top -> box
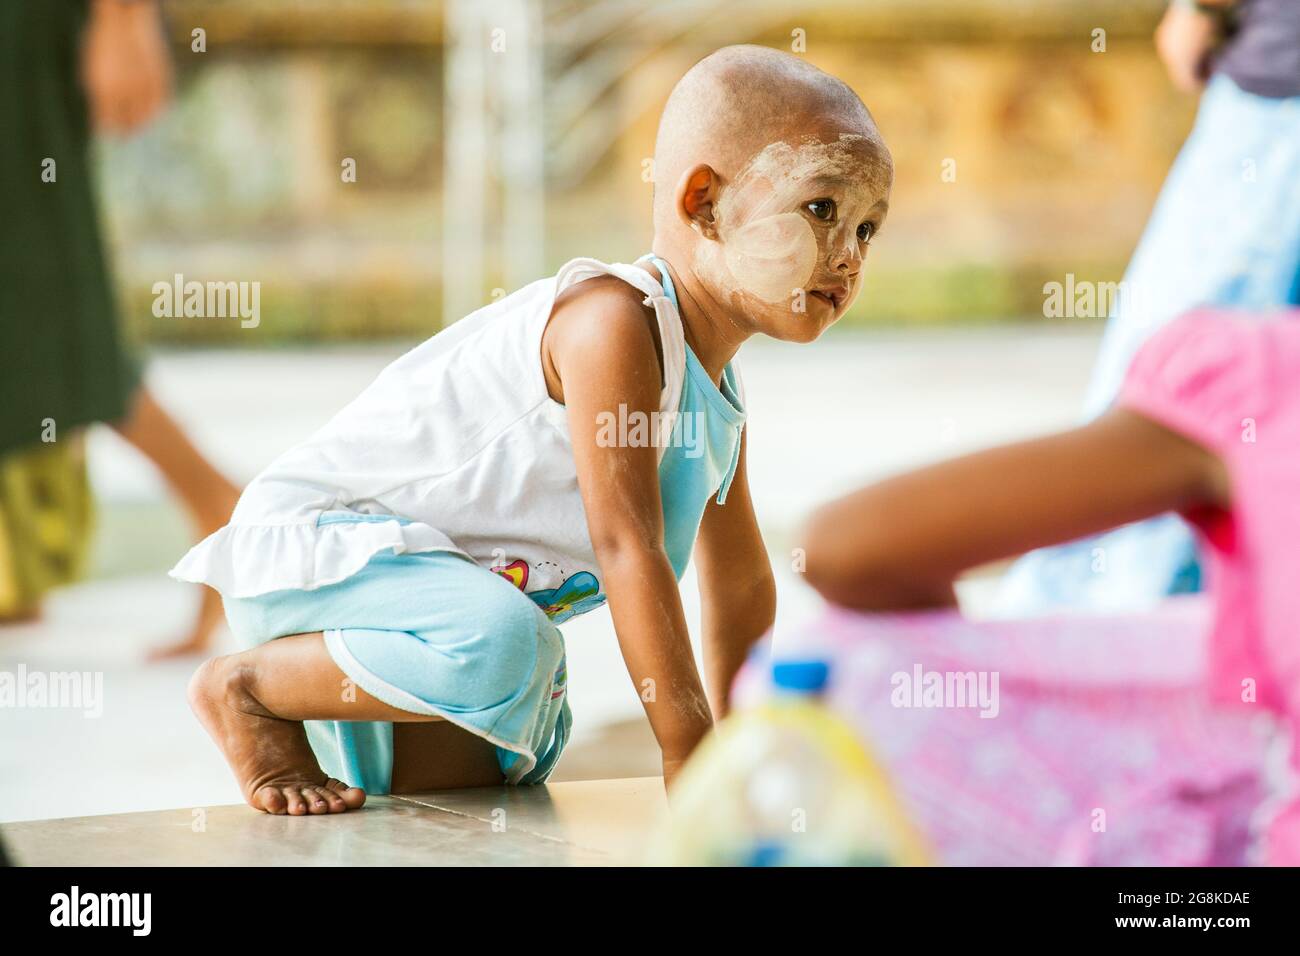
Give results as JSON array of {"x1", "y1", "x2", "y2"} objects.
[{"x1": 170, "y1": 258, "x2": 695, "y2": 600}]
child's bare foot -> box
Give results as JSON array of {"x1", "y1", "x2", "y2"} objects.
[{"x1": 187, "y1": 656, "x2": 366, "y2": 815}]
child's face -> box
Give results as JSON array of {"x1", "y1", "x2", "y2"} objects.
[{"x1": 695, "y1": 131, "x2": 892, "y2": 342}]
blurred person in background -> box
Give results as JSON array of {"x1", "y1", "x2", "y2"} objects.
[
  {"x1": 997, "y1": 0, "x2": 1300, "y2": 616},
  {"x1": 0, "y1": 0, "x2": 239, "y2": 656}
]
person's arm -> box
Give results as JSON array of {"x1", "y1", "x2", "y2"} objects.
[
  {"x1": 693, "y1": 433, "x2": 775, "y2": 719},
  {"x1": 1156, "y1": 0, "x2": 1234, "y2": 93},
  {"x1": 801, "y1": 408, "x2": 1227, "y2": 612},
  {"x1": 82, "y1": 0, "x2": 173, "y2": 135},
  {"x1": 548, "y1": 283, "x2": 712, "y2": 788}
]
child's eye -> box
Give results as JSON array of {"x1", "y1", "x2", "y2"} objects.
[
  {"x1": 857, "y1": 222, "x2": 875, "y2": 243},
  {"x1": 806, "y1": 199, "x2": 836, "y2": 222}
]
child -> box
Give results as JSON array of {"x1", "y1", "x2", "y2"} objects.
[
  {"x1": 801, "y1": 308, "x2": 1300, "y2": 865},
  {"x1": 172, "y1": 45, "x2": 894, "y2": 814}
]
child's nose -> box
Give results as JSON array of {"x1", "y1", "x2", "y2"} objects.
[{"x1": 830, "y1": 235, "x2": 863, "y2": 276}]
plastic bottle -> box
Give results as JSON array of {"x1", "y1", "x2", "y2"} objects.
[{"x1": 652, "y1": 658, "x2": 929, "y2": 866}]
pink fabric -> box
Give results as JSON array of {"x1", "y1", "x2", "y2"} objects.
[
  {"x1": 736, "y1": 310, "x2": 1300, "y2": 865},
  {"x1": 1120, "y1": 309, "x2": 1300, "y2": 864},
  {"x1": 737, "y1": 599, "x2": 1273, "y2": 866}
]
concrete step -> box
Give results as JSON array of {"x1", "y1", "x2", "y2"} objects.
[{"x1": 3, "y1": 777, "x2": 666, "y2": 867}]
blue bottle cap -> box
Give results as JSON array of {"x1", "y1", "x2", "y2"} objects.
[
  {"x1": 771, "y1": 659, "x2": 830, "y2": 694},
  {"x1": 744, "y1": 841, "x2": 786, "y2": 867}
]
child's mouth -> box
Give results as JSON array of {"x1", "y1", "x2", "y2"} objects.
[{"x1": 810, "y1": 289, "x2": 842, "y2": 310}]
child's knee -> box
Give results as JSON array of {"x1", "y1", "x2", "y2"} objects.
[
  {"x1": 495, "y1": 589, "x2": 546, "y2": 640},
  {"x1": 476, "y1": 581, "x2": 558, "y2": 657},
  {"x1": 481, "y1": 595, "x2": 561, "y2": 696}
]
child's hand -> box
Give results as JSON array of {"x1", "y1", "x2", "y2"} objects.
[{"x1": 82, "y1": 0, "x2": 173, "y2": 135}]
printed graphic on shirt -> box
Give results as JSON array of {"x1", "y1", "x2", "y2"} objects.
[
  {"x1": 491, "y1": 559, "x2": 605, "y2": 624},
  {"x1": 492, "y1": 559, "x2": 530, "y2": 590},
  {"x1": 529, "y1": 571, "x2": 605, "y2": 623}
]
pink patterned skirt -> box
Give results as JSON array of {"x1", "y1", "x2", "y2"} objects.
[{"x1": 735, "y1": 596, "x2": 1280, "y2": 866}]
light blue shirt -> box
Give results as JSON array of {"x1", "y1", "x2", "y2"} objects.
[{"x1": 641, "y1": 254, "x2": 747, "y2": 580}]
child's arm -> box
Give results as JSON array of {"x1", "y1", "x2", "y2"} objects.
[
  {"x1": 694, "y1": 433, "x2": 776, "y2": 718},
  {"x1": 801, "y1": 407, "x2": 1228, "y2": 611},
  {"x1": 546, "y1": 281, "x2": 712, "y2": 785}
]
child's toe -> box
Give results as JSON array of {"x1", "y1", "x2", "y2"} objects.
[
  {"x1": 325, "y1": 778, "x2": 366, "y2": 809},
  {"x1": 283, "y1": 788, "x2": 308, "y2": 815},
  {"x1": 315, "y1": 787, "x2": 346, "y2": 813},
  {"x1": 253, "y1": 784, "x2": 288, "y2": 814}
]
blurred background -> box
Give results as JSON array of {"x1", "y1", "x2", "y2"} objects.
[
  {"x1": 111, "y1": 0, "x2": 1190, "y2": 342},
  {"x1": 3, "y1": 0, "x2": 1188, "y2": 821}
]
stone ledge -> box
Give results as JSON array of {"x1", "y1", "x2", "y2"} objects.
[{"x1": 4, "y1": 777, "x2": 667, "y2": 867}]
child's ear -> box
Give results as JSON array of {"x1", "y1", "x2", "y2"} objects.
[{"x1": 676, "y1": 164, "x2": 720, "y2": 239}]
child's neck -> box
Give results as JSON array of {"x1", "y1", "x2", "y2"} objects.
[{"x1": 642, "y1": 254, "x2": 749, "y2": 384}]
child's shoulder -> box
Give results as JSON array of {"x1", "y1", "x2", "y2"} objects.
[
  {"x1": 548, "y1": 269, "x2": 665, "y2": 358},
  {"x1": 543, "y1": 267, "x2": 667, "y2": 395},
  {"x1": 551, "y1": 269, "x2": 656, "y2": 325}
]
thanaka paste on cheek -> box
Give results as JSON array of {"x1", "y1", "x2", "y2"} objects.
[
  {"x1": 694, "y1": 135, "x2": 890, "y2": 309},
  {"x1": 723, "y1": 212, "x2": 818, "y2": 304}
]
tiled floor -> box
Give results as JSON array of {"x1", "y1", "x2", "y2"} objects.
[{"x1": 4, "y1": 777, "x2": 668, "y2": 866}]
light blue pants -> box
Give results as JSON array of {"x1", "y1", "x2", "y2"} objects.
[
  {"x1": 223, "y1": 547, "x2": 572, "y2": 791},
  {"x1": 995, "y1": 75, "x2": 1300, "y2": 617}
]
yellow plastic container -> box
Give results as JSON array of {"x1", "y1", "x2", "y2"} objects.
[{"x1": 651, "y1": 659, "x2": 929, "y2": 866}]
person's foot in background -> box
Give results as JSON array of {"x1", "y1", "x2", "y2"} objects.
[
  {"x1": 147, "y1": 586, "x2": 230, "y2": 661},
  {"x1": 112, "y1": 389, "x2": 241, "y2": 660}
]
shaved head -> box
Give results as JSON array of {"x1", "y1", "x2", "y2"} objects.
[
  {"x1": 650, "y1": 45, "x2": 892, "y2": 345},
  {"x1": 653, "y1": 45, "x2": 885, "y2": 232}
]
